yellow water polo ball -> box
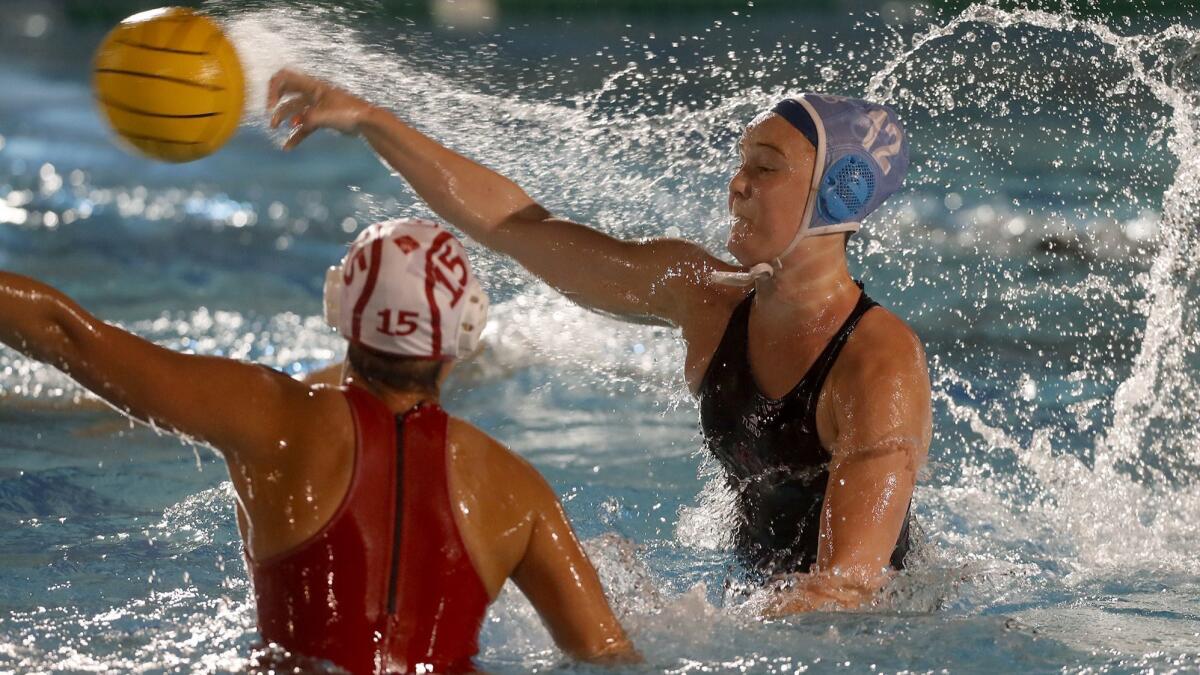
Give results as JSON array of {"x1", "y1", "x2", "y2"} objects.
[{"x1": 93, "y1": 7, "x2": 245, "y2": 163}]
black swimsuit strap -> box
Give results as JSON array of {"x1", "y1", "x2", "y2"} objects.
[
  {"x1": 697, "y1": 292, "x2": 754, "y2": 392},
  {"x1": 700, "y1": 283, "x2": 879, "y2": 404},
  {"x1": 804, "y1": 289, "x2": 879, "y2": 402}
]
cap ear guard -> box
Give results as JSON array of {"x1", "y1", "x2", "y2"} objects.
[
  {"x1": 323, "y1": 266, "x2": 344, "y2": 331},
  {"x1": 454, "y1": 277, "x2": 490, "y2": 356},
  {"x1": 817, "y1": 152, "x2": 876, "y2": 225}
]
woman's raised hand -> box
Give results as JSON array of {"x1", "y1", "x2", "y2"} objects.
[{"x1": 267, "y1": 69, "x2": 375, "y2": 150}]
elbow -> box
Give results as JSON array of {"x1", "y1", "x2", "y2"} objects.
[
  {"x1": 37, "y1": 320, "x2": 76, "y2": 368},
  {"x1": 21, "y1": 307, "x2": 82, "y2": 368},
  {"x1": 41, "y1": 302, "x2": 97, "y2": 369},
  {"x1": 493, "y1": 203, "x2": 553, "y2": 235},
  {"x1": 0, "y1": 276, "x2": 87, "y2": 363}
]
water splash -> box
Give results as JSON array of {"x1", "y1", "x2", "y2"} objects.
[
  {"x1": 5, "y1": 0, "x2": 1200, "y2": 671},
  {"x1": 870, "y1": 5, "x2": 1200, "y2": 576}
]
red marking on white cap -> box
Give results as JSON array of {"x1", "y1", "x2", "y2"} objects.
[
  {"x1": 393, "y1": 235, "x2": 419, "y2": 254},
  {"x1": 423, "y1": 232, "x2": 453, "y2": 358},
  {"x1": 350, "y1": 238, "x2": 384, "y2": 341}
]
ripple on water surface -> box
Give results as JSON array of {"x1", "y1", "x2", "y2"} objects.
[{"x1": 2, "y1": 0, "x2": 1200, "y2": 672}]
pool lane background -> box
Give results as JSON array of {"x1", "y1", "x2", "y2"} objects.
[{"x1": 2, "y1": 1, "x2": 1200, "y2": 673}]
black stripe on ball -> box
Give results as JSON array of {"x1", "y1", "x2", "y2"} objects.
[
  {"x1": 112, "y1": 39, "x2": 209, "y2": 56},
  {"x1": 97, "y1": 96, "x2": 221, "y2": 119},
  {"x1": 116, "y1": 131, "x2": 203, "y2": 145},
  {"x1": 94, "y1": 68, "x2": 225, "y2": 91}
]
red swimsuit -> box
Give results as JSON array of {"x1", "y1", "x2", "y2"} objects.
[{"x1": 244, "y1": 386, "x2": 490, "y2": 674}]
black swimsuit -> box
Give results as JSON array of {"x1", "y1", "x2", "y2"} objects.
[{"x1": 697, "y1": 283, "x2": 911, "y2": 574}]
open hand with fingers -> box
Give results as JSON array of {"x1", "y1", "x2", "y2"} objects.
[{"x1": 267, "y1": 68, "x2": 375, "y2": 149}]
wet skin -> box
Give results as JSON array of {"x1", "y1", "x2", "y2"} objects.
[
  {"x1": 0, "y1": 272, "x2": 635, "y2": 663},
  {"x1": 268, "y1": 70, "x2": 933, "y2": 613}
]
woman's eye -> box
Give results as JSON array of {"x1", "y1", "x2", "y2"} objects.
[{"x1": 757, "y1": 166, "x2": 775, "y2": 173}]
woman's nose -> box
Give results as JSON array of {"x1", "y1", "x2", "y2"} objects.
[{"x1": 729, "y1": 168, "x2": 749, "y2": 200}]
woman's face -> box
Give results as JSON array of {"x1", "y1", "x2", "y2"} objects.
[{"x1": 726, "y1": 113, "x2": 818, "y2": 265}]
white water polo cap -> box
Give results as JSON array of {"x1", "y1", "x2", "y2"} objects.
[
  {"x1": 323, "y1": 218, "x2": 489, "y2": 359},
  {"x1": 713, "y1": 94, "x2": 910, "y2": 286}
]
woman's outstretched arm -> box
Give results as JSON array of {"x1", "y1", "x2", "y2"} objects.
[{"x1": 267, "y1": 69, "x2": 731, "y2": 326}]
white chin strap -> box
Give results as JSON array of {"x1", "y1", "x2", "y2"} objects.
[
  {"x1": 711, "y1": 260, "x2": 780, "y2": 287},
  {"x1": 710, "y1": 218, "x2": 808, "y2": 287},
  {"x1": 709, "y1": 221, "x2": 862, "y2": 287}
]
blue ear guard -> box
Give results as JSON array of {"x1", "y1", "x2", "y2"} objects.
[{"x1": 817, "y1": 153, "x2": 877, "y2": 224}]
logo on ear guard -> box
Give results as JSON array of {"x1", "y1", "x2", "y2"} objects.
[{"x1": 817, "y1": 153, "x2": 877, "y2": 224}]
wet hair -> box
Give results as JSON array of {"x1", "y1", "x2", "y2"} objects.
[{"x1": 347, "y1": 342, "x2": 442, "y2": 394}]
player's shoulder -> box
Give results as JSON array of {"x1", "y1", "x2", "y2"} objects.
[
  {"x1": 650, "y1": 235, "x2": 724, "y2": 270},
  {"x1": 837, "y1": 304, "x2": 928, "y2": 386},
  {"x1": 273, "y1": 378, "x2": 353, "y2": 440},
  {"x1": 851, "y1": 304, "x2": 924, "y2": 357},
  {"x1": 647, "y1": 236, "x2": 747, "y2": 325},
  {"x1": 828, "y1": 303, "x2": 933, "y2": 451},
  {"x1": 446, "y1": 416, "x2": 511, "y2": 460},
  {"x1": 446, "y1": 416, "x2": 550, "y2": 499}
]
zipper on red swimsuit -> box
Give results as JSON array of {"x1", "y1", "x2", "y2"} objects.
[{"x1": 386, "y1": 415, "x2": 405, "y2": 615}]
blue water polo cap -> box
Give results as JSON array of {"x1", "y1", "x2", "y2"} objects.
[
  {"x1": 773, "y1": 94, "x2": 909, "y2": 240},
  {"x1": 711, "y1": 94, "x2": 910, "y2": 286}
]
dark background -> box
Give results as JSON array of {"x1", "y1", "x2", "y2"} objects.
[{"x1": 36, "y1": 0, "x2": 1200, "y2": 23}]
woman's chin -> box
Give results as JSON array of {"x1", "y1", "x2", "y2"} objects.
[
  {"x1": 726, "y1": 242, "x2": 748, "y2": 266},
  {"x1": 727, "y1": 240, "x2": 769, "y2": 267}
]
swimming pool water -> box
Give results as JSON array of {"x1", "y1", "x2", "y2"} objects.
[{"x1": 2, "y1": 1, "x2": 1200, "y2": 672}]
